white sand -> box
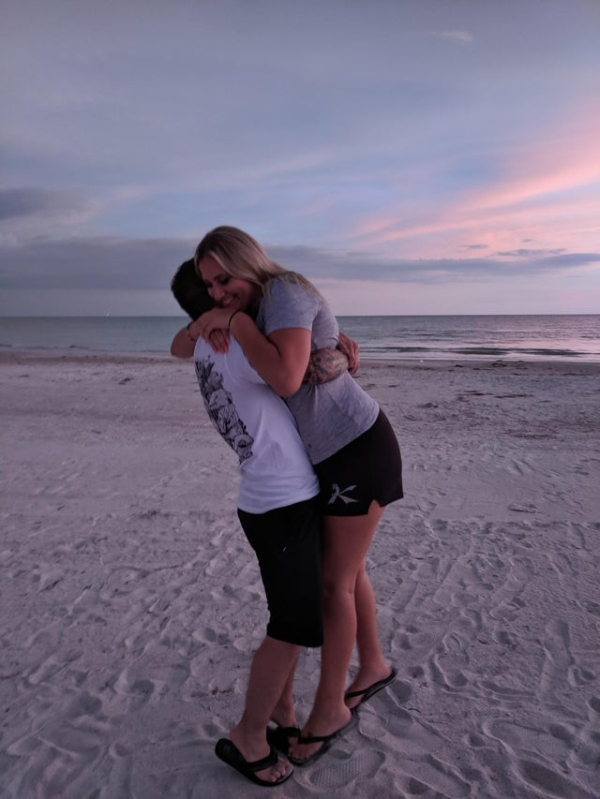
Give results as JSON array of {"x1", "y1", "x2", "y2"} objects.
[{"x1": 1, "y1": 350, "x2": 599, "y2": 799}]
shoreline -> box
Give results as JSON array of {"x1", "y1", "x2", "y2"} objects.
[{"x1": 2, "y1": 346, "x2": 600, "y2": 370}]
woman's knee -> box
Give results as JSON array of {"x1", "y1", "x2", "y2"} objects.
[{"x1": 321, "y1": 569, "x2": 359, "y2": 600}]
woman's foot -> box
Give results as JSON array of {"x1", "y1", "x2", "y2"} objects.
[
  {"x1": 344, "y1": 665, "x2": 396, "y2": 710},
  {"x1": 288, "y1": 706, "x2": 355, "y2": 765}
]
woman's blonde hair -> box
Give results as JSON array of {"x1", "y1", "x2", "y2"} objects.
[{"x1": 194, "y1": 226, "x2": 320, "y2": 297}]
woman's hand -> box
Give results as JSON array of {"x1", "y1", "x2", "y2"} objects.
[
  {"x1": 338, "y1": 331, "x2": 360, "y2": 375},
  {"x1": 193, "y1": 308, "x2": 233, "y2": 337},
  {"x1": 171, "y1": 318, "x2": 230, "y2": 357},
  {"x1": 190, "y1": 309, "x2": 234, "y2": 353}
]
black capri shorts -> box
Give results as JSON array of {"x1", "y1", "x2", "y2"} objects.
[
  {"x1": 314, "y1": 408, "x2": 403, "y2": 517},
  {"x1": 237, "y1": 495, "x2": 323, "y2": 648}
]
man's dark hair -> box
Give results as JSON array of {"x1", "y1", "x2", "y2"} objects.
[{"x1": 171, "y1": 258, "x2": 213, "y2": 319}]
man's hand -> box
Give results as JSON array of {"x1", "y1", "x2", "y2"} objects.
[
  {"x1": 337, "y1": 331, "x2": 360, "y2": 375},
  {"x1": 303, "y1": 348, "x2": 348, "y2": 386}
]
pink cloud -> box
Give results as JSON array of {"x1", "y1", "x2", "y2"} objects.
[{"x1": 348, "y1": 101, "x2": 600, "y2": 259}]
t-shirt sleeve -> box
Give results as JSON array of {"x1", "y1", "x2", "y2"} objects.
[{"x1": 260, "y1": 279, "x2": 319, "y2": 336}]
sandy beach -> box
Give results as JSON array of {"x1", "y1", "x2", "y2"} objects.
[{"x1": 1, "y1": 350, "x2": 599, "y2": 799}]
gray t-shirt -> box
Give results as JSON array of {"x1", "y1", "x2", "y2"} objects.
[{"x1": 256, "y1": 277, "x2": 379, "y2": 464}]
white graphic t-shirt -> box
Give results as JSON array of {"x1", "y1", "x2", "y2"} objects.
[{"x1": 194, "y1": 336, "x2": 319, "y2": 514}]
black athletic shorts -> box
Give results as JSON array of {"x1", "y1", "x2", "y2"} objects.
[
  {"x1": 237, "y1": 495, "x2": 323, "y2": 648},
  {"x1": 314, "y1": 409, "x2": 403, "y2": 517}
]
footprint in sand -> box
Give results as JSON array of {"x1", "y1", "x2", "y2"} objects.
[
  {"x1": 482, "y1": 717, "x2": 598, "y2": 797},
  {"x1": 429, "y1": 656, "x2": 469, "y2": 692},
  {"x1": 549, "y1": 551, "x2": 578, "y2": 591},
  {"x1": 485, "y1": 718, "x2": 572, "y2": 763},
  {"x1": 361, "y1": 710, "x2": 471, "y2": 797},
  {"x1": 508, "y1": 502, "x2": 537, "y2": 513},
  {"x1": 7, "y1": 687, "x2": 110, "y2": 799},
  {"x1": 295, "y1": 747, "x2": 385, "y2": 791},
  {"x1": 112, "y1": 670, "x2": 156, "y2": 711},
  {"x1": 27, "y1": 649, "x2": 84, "y2": 687},
  {"x1": 33, "y1": 565, "x2": 64, "y2": 592},
  {"x1": 488, "y1": 562, "x2": 530, "y2": 622},
  {"x1": 589, "y1": 696, "x2": 600, "y2": 715},
  {"x1": 540, "y1": 619, "x2": 577, "y2": 703},
  {"x1": 505, "y1": 456, "x2": 535, "y2": 477},
  {"x1": 584, "y1": 601, "x2": 600, "y2": 617},
  {"x1": 196, "y1": 625, "x2": 231, "y2": 647},
  {"x1": 518, "y1": 759, "x2": 594, "y2": 799},
  {"x1": 494, "y1": 629, "x2": 517, "y2": 649},
  {"x1": 480, "y1": 680, "x2": 532, "y2": 705}
]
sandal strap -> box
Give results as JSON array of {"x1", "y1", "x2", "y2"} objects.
[
  {"x1": 247, "y1": 747, "x2": 278, "y2": 772},
  {"x1": 277, "y1": 726, "x2": 300, "y2": 737},
  {"x1": 344, "y1": 686, "x2": 368, "y2": 699}
]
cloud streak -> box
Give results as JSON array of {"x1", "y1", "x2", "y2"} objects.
[
  {"x1": 345, "y1": 97, "x2": 600, "y2": 260},
  {"x1": 0, "y1": 188, "x2": 89, "y2": 222},
  {"x1": 2, "y1": 236, "x2": 597, "y2": 293},
  {"x1": 428, "y1": 30, "x2": 474, "y2": 44}
]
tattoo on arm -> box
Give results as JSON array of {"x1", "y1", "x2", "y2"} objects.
[{"x1": 303, "y1": 348, "x2": 349, "y2": 386}]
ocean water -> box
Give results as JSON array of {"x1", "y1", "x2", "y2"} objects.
[{"x1": 0, "y1": 315, "x2": 599, "y2": 362}]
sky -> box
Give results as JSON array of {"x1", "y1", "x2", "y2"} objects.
[{"x1": 1, "y1": 0, "x2": 599, "y2": 316}]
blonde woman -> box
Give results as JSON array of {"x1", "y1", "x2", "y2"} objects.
[{"x1": 186, "y1": 227, "x2": 402, "y2": 766}]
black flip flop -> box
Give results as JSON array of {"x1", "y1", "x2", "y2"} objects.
[
  {"x1": 215, "y1": 738, "x2": 293, "y2": 787},
  {"x1": 288, "y1": 712, "x2": 358, "y2": 767},
  {"x1": 266, "y1": 725, "x2": 300, "y2": 755},
  {"x1": 344, "y1": 667, "x2": 397, "y2": 709}
]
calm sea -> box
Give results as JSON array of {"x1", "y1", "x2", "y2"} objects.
[{"x1": 0, "y1": 315, "x2": 599, "y2": 363}]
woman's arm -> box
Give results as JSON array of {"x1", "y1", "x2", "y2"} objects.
[
  {"x1": 194, "y1": 308, "x2": 310, "y2": 397},
  {"x1": 170, "y1": 316, "x2": 347, "y2": 389},
  {"x1": 170, "y1": 322, "x2": 229, "y2": 359},
  {"x1": 234, "y1": 315, "x2": 311, "y2": 397},
  {"x1": 181, "y1": 309, "x2": 352, "y2": 389}
]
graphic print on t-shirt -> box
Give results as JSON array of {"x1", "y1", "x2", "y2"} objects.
[{"x1": 195, "y1": 357, "x2": 254, "y2": 461}]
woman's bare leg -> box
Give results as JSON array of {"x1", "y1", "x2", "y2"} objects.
[
  {"x1": 344, "y1": 563, "x2": 393, "y2": 709},
  {"x1": 289, "y1": 501, "x2": 385, "y2": 762}
]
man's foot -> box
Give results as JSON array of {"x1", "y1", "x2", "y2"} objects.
[
  {"x1": 288, "y1": 710, "x2": 357, "y2": 766},
  {"x1": 344, "y1": 667, "x2": 397, "y2": 710},
  {"x1": 215, "y1": 738, "x2": 293, "y2": 786}
]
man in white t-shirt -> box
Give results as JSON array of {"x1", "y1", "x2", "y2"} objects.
[{"x1": 171, "y1": 260, "x2": 350, "y2": 787}]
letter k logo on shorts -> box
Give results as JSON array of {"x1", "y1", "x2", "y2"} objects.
[{"x1": 328, "y1": 483, "x2": 358, "y2": 505}]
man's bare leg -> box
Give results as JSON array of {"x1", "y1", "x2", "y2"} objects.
[{"x1": 229, "y1": 636, "x2": 300, "y2": 783}]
